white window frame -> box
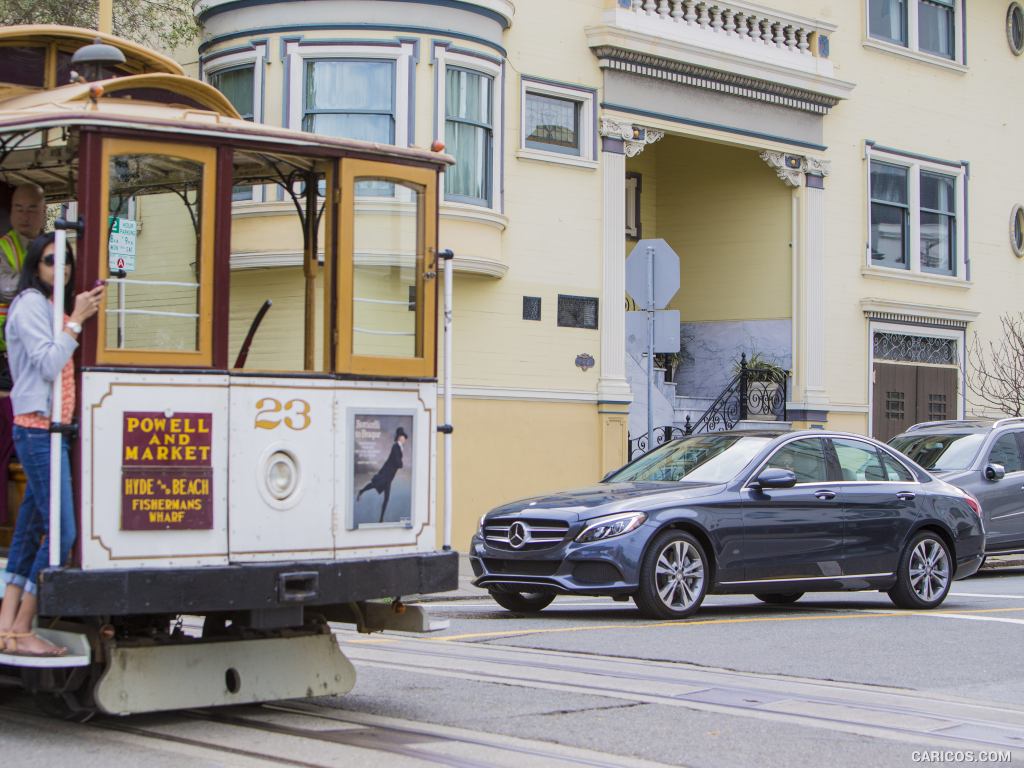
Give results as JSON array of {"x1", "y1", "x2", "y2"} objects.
[
  {"x1": 625, "y1": 173, "x2": 639, "y2": 238},
  {"x1": 286, "y1": 40, "x2": 413, "y2": 148},
  {"x1": 864, "y1": 0, "x2": 965, "y2": 66},
  {"x1": 518, "y1": 77, "x2": 596, "y2": 169},
  {"x1": 203, "y1": 45, "x2": 266, "y2": 203},
  {"x1": 865, "y1": 145, "x2": 967, "y2": 281},
  {"x1": 866, "y1": 320, "x2": 965, "y2": 437},
  {"x1": 433, "y1": 44, "x2": 503, "y2": 212}
]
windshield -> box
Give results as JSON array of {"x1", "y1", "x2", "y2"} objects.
[
  {"x1": 608, "y1": 435, "x2": 772, "y2": 484},
  {"x1": 888, "y1": 433, "x2": 985, "y2": 471}
]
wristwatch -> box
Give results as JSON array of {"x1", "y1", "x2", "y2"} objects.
[{"x1": 65, "y1": 321, "x2": 82, "y2": 334}]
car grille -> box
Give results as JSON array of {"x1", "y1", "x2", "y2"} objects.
[
  {"x1": 483, "y1": 518, "x2": 570, "y2": 551},
  {"x1": 482, "y1": 558, "x2": 560, "y2": 576}
]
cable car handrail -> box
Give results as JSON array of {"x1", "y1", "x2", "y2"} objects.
[
  {"x1": 354, "y1": 297, "x2": 413, "y2": 306},
  {"x1": 353, "y1": 327, "x2": 415, "y2": 336},
  {"x1": 106, "y1": 277, "x2": 199, "y2": 289},
  {"x1": 104, "y1": 308, "x2": 199, "y2": 318}
]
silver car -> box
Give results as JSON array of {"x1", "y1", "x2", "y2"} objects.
[{"x1": 889, "y1": 418, "x2": 1024, "y2": 558}]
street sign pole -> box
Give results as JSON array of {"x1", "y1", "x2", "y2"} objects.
[{"x1": 646, "y1": 245, "x2": 655, "y2": 452}]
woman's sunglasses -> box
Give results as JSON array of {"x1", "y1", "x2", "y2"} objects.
[{"x1": 41, "y1": 255, "x2": 73, "y2": 267}]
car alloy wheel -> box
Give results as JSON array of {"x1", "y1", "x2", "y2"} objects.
[
  {"x1": 634, "y1": 530, "x2": 708, "y2": 619},
  {"x1": 888, "y1": 531, "x2": 952, "y2": 609}
]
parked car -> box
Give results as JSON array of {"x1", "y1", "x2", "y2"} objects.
[
  {"x1": 889, "y1": 418, "x2": 1024, "y2": 559},
  {"x1": 470, "y1": 430, "x2": 984, "y2": 619}
]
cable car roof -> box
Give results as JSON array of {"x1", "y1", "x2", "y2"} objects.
[
  {"x1": 0, "y1": 25, "x2": 183, "y2": 76},
  {"x1": 0, "y1": 77, "x2": 452, "y2": 195}
]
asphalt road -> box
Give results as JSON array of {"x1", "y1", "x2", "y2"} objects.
[
  {"x1": 332, "y1": 562, "x2": 1024, "y2": 767},
  {"x1": 0, "y1": 564, "x2": 1020, "y2": 767}
]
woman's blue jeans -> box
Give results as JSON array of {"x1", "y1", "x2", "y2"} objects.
[{"x1": 2, "y1": 426, "x2": 75, "y2": 595}]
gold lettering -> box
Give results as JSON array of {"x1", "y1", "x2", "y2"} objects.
[
  {"x1": 170, "y1": 418, "x2": 182, "y2": 433},
  {"x1": 126, "y1": 417, "x2": 139, "y2": 432},
  {"x1": 124, "y1": 446, "x2": 138, "y2": 461},
  {"x1": 156, "y1": 446, "x2": 168, "y2": 461},
  {"x1": 198, "y1": 418, "x2": 209, "y2": 433}
]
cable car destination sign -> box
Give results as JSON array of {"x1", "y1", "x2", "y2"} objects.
[{"x1": 121, "y1": 412, "x2": 214, "y2": 530}]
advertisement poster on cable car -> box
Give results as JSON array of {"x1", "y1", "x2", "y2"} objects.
[
  {"x1": 120, "y1": 411, "x2": 214, "y2": 530},
  {"x1": 350, "y1": 412, "x2": 414, "y2": 528}
]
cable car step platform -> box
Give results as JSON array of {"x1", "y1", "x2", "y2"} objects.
[
  {"x1": 94, "y1": 631, "x2": 356, "y2": 715},
  {"x1": 0, "y1": 629, "x2": 91, "y2": 668}
]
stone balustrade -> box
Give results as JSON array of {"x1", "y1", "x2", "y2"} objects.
[{"x1": 618, "y1": 0, "x2": 832, "y2": 60}]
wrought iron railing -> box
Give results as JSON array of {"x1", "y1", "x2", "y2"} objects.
[{"x1": 627, "y1": 354, "x2": 789, "y2": 461}]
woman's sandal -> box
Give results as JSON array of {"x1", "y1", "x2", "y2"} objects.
[{"x1": 1, "y1": 631, "x2": 67, "y2": 657}]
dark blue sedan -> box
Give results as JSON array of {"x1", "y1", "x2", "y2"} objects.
[{"x1": 470, "y1": 430, "x2": 985, "y2": 619}]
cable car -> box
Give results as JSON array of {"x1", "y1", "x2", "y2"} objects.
[{"x1": 0, "y1": 25, "x2": 457, "y2": 716}]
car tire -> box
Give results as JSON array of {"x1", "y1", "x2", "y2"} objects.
[
  {"x1": 754, "y1": 592, "x2": 803, "y2": 605},
  {"x1": 634, "y1": 530, "x2": 709, "y2": 620},
  {"x1": 488, "y1": 590, "x2": 555, "y2": 613},
  {"x1": 888, "y1": 531, "x2": 953, "y2": 609}
]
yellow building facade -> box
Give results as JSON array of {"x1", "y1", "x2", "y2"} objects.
[{"x1": 194, "y1": 0, "x2": 1024, "y2": 547}]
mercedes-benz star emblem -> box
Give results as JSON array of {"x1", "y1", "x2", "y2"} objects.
[{"x1": 508, "y1": 521, "x2": 529, "y2": 549}]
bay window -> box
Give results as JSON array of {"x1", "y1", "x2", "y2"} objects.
[{"x1": 444, "y1": 67, "x2": 493, "y2": 206}]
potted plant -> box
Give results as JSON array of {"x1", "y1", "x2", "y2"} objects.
[{"x1": 733, "y1": 353, "x2": 787, "y2": 420}]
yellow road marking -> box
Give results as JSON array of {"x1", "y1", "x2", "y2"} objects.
[{"x1": 431, "y1": 605, "x2": 1024, "y2": 643}]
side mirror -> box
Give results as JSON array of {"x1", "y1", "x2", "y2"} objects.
[
  {"x1": 750, "y1": 467, "x2": 798, "y2": 490},
  {"x1": 985, "y1": 463, "x2": 1006, "y2": 481}
]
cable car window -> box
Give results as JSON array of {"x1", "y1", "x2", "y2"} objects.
[
  {"x1": 98, "y1": 139, "x2": 215, "y2": 366},
  {"x1": 0, "y1": 46, "x2": 47, "y2": 88},
  {"x1": 352, "y1": 179, "x2": 422, "y2": 359},
  {"x1": 338, "y1": 159, "x2": 437, "y2": 377}
]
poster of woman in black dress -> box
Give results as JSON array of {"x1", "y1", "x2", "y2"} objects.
[{"x1": 351, "y1": 413, "x2": 414, "y2": 527}]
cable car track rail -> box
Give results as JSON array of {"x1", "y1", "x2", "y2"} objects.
[
  {"x1": 0, "y1": 699, "x2": 670, "y2": 768},
  {"x1": 334, "y1": 632, "x2": 1024, "y2": 754}
]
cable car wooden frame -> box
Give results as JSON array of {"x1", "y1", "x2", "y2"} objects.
[{"x1": 0, "y1": 25, "x2": 457, "y2": 716}]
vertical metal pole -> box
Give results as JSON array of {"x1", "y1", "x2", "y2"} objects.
[
  {"x1": 440, "y1": 250, "x2": 454, "y2": 550},
  {"x1": 117, "y1": 279, "x2": 125, "y2": 348},
  {"x1": 49, "y1": 230, "x2": 67, "y2": 567},
  {"x1": 98, "y1": 0, "x2": 113, "y2": 35},
  {"x1": 302, "y1": 174, "x2": 318, "y2": 371},
  {"x1": 646, "y1": 245, "x2": 655, "y2": 452}
]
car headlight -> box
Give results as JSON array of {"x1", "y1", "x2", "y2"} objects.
[{"x1": 576, "y1": 512, "x2": 646, "y2": 543}]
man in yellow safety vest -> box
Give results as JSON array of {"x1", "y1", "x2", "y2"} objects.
[{"x1": 0, "y1": 183, "x2": 45, "y2": 390}]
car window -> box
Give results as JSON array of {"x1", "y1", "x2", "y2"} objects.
[
  {"x1": 832, "y1": 438, "x2": 887, "y2": 481},
  {"x1": 879, "y1": 450, "x2": 914, "y2": 482},
  {"x1": 888, "y1": 433, "x2": 985, "y2": 471},
  {"x1": 764, "y1": 438, "x2": 828, "y2": 484},
  {"x1": 609, "y1": 434, "x2": 772, "y2": 483},
  {"x1": 989, "y1": 433, "x2": 1024, "y2": 473}
]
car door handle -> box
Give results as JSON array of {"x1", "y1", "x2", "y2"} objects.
[
  {"x1": 896, "y1": 491, "x2": 916, "y2": 501},
  {"x1": 815, "y1": 490, "x2": 836, "y2": 500}
]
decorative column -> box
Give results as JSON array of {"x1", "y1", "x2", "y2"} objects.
[
  {"x1": 598, "y1": 117, "x2": 664, "y2": 471},
  {"x1": 760, "y1": 151, "x2": 831, "y2": 419}
]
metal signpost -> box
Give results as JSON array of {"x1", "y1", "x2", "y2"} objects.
[{"x1": 625, "y1": 239, "x2": 681, "y2": 452}]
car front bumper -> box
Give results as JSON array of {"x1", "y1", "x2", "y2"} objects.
[{"x1": 469, "y1": 529, "x2": 649, "y2": 596}]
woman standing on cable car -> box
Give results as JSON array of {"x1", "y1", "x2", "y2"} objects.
[{"x1": 0, "y1": 233, "x2": 103, "y2": 656}]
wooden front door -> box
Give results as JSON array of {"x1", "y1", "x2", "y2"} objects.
[{"x1": 872, "y1": 363, "x2": 958, "y2": 442}]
